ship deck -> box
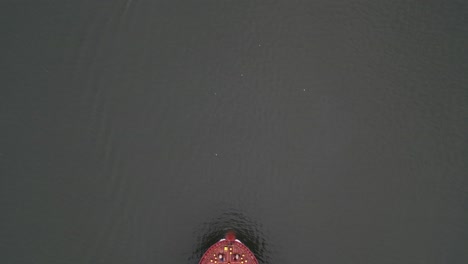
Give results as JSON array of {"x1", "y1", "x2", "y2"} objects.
[{"x1": 198, "y1": 239, "x2": 258, "y2": 264}]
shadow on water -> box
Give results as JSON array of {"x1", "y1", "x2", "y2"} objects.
[{"x1": 189, "y1": 209, "x2": 270, "y2": 264}]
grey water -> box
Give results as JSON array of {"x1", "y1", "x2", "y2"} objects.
[{"x1": 1, "y1": 1, "x2": 467, "y2": 263}]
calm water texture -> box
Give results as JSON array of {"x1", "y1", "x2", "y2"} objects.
[{"x1": 1, "y1": 1, "x2": 467, "y2": 263}]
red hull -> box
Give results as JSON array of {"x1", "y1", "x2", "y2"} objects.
[{"x1": 198, "y1": 233, "x2": 259, "y2": 264}]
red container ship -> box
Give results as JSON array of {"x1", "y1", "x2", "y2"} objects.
[{"x1": 198, "y1": 232, "x2": 259, "y2": 264}]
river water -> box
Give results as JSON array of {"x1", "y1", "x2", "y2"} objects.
[{"x1": 2, "y1": 1, "x2": 467, "y2": 263}]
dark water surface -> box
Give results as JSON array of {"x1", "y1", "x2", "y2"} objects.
[{"x1": 2, "y1": 1, "x2": 467, "y2": 263}]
